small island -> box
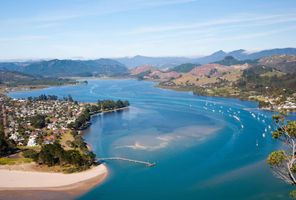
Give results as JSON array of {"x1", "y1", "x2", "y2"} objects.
[{"x1": 0, "y1": 94, "x2": 129, "y2": 197}]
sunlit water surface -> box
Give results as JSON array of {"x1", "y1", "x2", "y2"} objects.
[{"x1": 9, "y1": 79, "x2": 294, "y2": 200}]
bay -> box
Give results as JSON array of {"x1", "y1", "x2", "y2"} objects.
[{"x1": 9, "y1": 79, "x2": 292, "y2": 200}]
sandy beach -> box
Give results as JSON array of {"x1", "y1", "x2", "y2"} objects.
[{"x1": 0, "y1": 164, "x2": 108, "y2": 200}]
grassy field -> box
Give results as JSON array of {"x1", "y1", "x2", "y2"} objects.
[
  {"x1": 172, "y1": 68, "x2": 243, "y2": 87},
  {"x1": 0, "y1": 157, "x2": 33, "y2": 165},
  {"x1": 260, "y1": 70, "x2": 285, "y2": 77},
  {"x1": 60, "y1": 131, "x2": 75, "y2": 150}
]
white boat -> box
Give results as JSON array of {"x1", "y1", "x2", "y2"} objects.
[{"x1": 233, "y1": 115, "x2": 240, "y2": 121}]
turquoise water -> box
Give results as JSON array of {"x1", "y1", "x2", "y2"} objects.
[{"x1": 9, "y1": 79, "x2": 293, "y2": 199}]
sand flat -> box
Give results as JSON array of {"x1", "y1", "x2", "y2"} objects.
[{"x1": 0, "y1": 164, "x2": 107, "y2": 189}]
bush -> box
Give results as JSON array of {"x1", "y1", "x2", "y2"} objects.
[
  {"x1": 23, "y1": 149, "x2": 38, "y2": 160},
  {"x1": 37, "y1": 142, "x2": 65, "y2": 166},
  {"x1": 31, "y1": 115, "x2": 46, "y2": 129},
  {"x1": 36, "y1": 142, "x2": 96, "y2": 169},
  {"x1": 64, "y1": 150, "x2": 83, "y2": 166},
  {"x1": 0, "y1": 132, "x2": 16, "y2": 156}
]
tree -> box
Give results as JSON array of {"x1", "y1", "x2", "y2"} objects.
[
  {"x1": 267, "y1": 114, "x2": 296, "y2": 198},
  {"x1": 23, "y1": 149, "x2": 38, "y2": 160},
  {"x1": 31, "y1": 115, "x2": 46, "y2": 129},
  {"x1": 36, "y1": 142, "x2": 95, "y2": 168},
  {"x1": 64, "y1": 150, "x2": 83, "y2": 166},
  {"x1": 37, "y1": 142, "x2": 65, "y2": 166},
  {"x1": 0, "y1": 120, "x2": 15, "y2": 156},
  {"x1": 0, "y1": 133, "x2": 11, "y2": 156}
]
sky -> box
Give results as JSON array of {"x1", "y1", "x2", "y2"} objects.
[{"x1": 0, "y1": 0, "x2": 295, "y2": 60}]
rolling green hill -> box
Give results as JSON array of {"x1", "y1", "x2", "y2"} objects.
[
  {"x1": 0, "y1": 59, "x2": 128, "y2": 77},
  {"x1": 170, "y1": 63, "x2": 200, "y2": 73},
  {"x1": 214, "y1": 56, "x2": 257, "y2": 66},
  {"x1": 0, "y1": 70, "x2": 76, "y2": 87}
]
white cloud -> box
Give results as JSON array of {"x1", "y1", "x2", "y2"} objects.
[
  {"x1": 0, "y1": 0, "x2": 197, "y2": 28},
  {"x1": 0, "y1": 35, "x2": 48, "y2": 43},
  {"x1": 121, "y1": 13, "x2": 296, "y2": 35}
]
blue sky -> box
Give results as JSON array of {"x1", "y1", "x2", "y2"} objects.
[{"x1": 0, "y1": 0, "x2": 295, "y2": 59}]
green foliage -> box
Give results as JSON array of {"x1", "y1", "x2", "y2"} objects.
[
  {"x1": 170, "y1": 63, "x2": 199, "y2": 73},
  {"x1": 0, "y1": 70, "x2": 77, "y2": 86},
  {"x1": 72, "y1": 134, "x2": 87, "y2": 149},
  {"x1": 30, "y1": 114, "x2": 46, "y2": 129},
  {"x1": 267, "y1": 115, "x2": 296, "y2": 197},
  {"x1": 63, "y1": 150, "x2": 83, "y2": 166},
  {"x1": 214, "y1": 56, "x2": 256, "y2": 66},
  {"x1": 0, "y1": 157, "x2": 33, "y2": 165},
  {"x1": 68, "y1": 109, "x2": 91, "y2": 130},
  {"x1": 267, "y1": 151, "x2": 287, "y2": 166},
  {"x1": 36, "y1": 133, "x2": 45, "y2": 145},
  {"x1": 290, "y1": 190, "x2": 296, "y2": 198},
  {"x1": 291, "y1": 164, "x2": 296, "y2": 174},
  {"x1": 98, "y1": 99, "x2": 129, "y2": 110},
  {"x1": 87, "y1": 104, "x2": 102, "y2": 114},
  {"x1": 258, "y1": 100, "x2": 271, "y2": 108},
  {"x1": 18, "y1": 126, "x2": 29, "y2": 144},
  {"x1": 29, "y1": 94, "x2": 58, "y2": 101},
  {"x1": 63, "y1": 95, "x2": 74, "y2": 102},
  {"x1": 287, "y1": 121, "x2": 296, "y2": 138},
  {"x1": 22, "y1": 149, "x2": 38, "y2": 159},
  {"x1": 20, "y1": 59, "x2": 128, "y2": 77},
  {"x1": 272, "y1": 121, "x2": 296, "y2": 139},
  {"x1": 0, "y1": 120, "x2": 16, "y2": 156},
  {"x1": 237, "y1": 65, "x2": 296, "y2": 97},
  {"x1": 272, "y1": 130, "x2": 282, "y2": 139},
  {"x1": 0, "y1": 133, "x2": 16, "y2": 156},
  {"x1": 37, "y1": 142, "x2": 65, "y2": 166},
  {"x1": 69, "y1": 99, "x2": 129, "y2": 130},
  {"x1": 272, "y1": 114, "x2": 285, "y2": 123},
  {"x1": 36, "y1": 142, "x2": 96, "y2": 170},
  {"x1": 0, "y1": 133, "x2": 9, "y2": 154}
]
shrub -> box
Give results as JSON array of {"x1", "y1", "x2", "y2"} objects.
[{"x1": 23, "y1": 149, "x2": 38, "y2": 160}]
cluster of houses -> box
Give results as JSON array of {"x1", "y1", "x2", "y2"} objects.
[
  {"x1": 251, "y1": 94, "x2": 296, "y2": 112},
  {"x1": 277, "y1": 97, "x2": 296, "y2": 111},
  {"x1": 0, "y1": 94, "x2": 85, "y2": 146}
]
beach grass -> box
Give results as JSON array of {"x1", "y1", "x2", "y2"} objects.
[{"x1": 0, "y1": 157, "x2": 33, "y2": 165}]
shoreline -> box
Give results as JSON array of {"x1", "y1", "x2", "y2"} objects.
[
  {"x1": 156, "y1": 84, "x2": 296, "y2": 113},
  {"x1": 1, "y1": 82, "x2": 130, "y2": 199},
  {"x1": 67, "y1": 76, "x2": 132, "y2": 81},
  {"x1": 0, "y1": 164, "x2": 108, "y2": 200},
  {"x1": 3, "y1": 76, "x2": 295, "y2": 113}
]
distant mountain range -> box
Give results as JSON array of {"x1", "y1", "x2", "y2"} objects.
[
  {"x1": 193, "y1": 48, "x2": 296, "y2": 64},
  {"x1": 213, "y1": 56, "x2": 257, "y2": 66},
  {"x1": 115, "y1": 48, "x2": 296, "y2": 68},
  {"x1": 0, "y1": 70, "x2": 76, "y2": 86},
  {"x1": 0, "y1": 48, "x2": 295, "y2": 77},
  {"x1": 115, "y1": 55, "x2": 189, "y2": 69},
  {"x1": 0, "y1": 59, "x2": 128, "y2": 77}
]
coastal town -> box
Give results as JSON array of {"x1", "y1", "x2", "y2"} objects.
[
  {"x1": 0, "y1": 94, "x2": 84, "y2": 147},
  {"x1": 0, "y1": 93, "x2": 129, "y2": 170}
]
